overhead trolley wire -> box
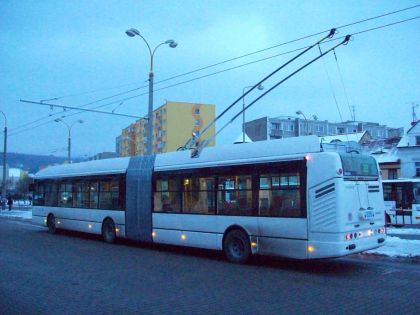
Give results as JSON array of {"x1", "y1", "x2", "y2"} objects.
[
  {"x1": 42, "y1": 3, "x2": 420, "y2": 102},
  {"x1": 180, "y1": 28, "x2": 338, "y2": 151},
  {"x1": 11, "y1": 14, "x2": 420, "y2": 137},
  {"x1": 190, "y1": 35, "x2": 352, "y2": 157},
  {"x1": 317, "y1": 44, "x2": 346, "y2": 124},
  {"x1": 13, "y1": 11, "x2": 420, "y2": 133},
  {"x1": 333, "y1": 49, "x2": 353, "y2": 121}
]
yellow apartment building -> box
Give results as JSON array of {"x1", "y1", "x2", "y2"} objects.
[{"x1": 119, "y1": 101, "x2": 215, "y2": 156}]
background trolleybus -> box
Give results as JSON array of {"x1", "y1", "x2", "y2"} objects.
[{"x1": 383, "y1": 179, "x2": 420, "y2": 226}]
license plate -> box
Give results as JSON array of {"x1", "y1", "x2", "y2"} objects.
[{"x1": 362, "y1": 210, "x2": 375, "y2": 220}]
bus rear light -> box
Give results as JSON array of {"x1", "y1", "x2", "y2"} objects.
[
  {"x1": 305, "y1": 155, "x2": 312, "y2": 161},
  {"x1": 345, "y1": 233, "x2": 351, "y2": 240},
  {"x1": 378, "y1": 227, "x2": 386, "y2": 234}
]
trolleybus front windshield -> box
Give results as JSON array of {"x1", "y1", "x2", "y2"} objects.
[{"x1": 339, "y1": 153, "x2": 378, "y2": 179}]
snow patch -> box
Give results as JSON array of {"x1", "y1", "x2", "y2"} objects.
[
  {"x1": 0, "y1": 210, "x2": 32, "y2": 220},
  {"x1": 387, "y1": 228, "x2": 420, "y2": 236},
  {"x1": 366, "y1": 236, "x2": 420, "y2": 257}
]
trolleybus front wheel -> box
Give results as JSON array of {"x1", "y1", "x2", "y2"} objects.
[
  {"x1": 47, "y1": 214, "x2": 56, "y2": 234},
  {"x1": 223, "y1": 229, "x2": 251, "y2": 264},
  {"x1": 102, "y1": 218, "x2": 116, "y2": 243}
]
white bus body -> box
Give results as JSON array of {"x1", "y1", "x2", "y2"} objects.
[{"x1": 32, "y1": 136, "x2": 385, "y2": 262}]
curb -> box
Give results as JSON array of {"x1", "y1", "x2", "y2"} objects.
[{"x1": 360, "y1": 252, "x2": 420, "y2": 264}]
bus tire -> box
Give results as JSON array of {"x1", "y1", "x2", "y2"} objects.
[
  {"x1": 223, "y1": 229, "x2": 251, "y2": 264},
  {"x1": 102, "y1": 218, "x2": 116, "y2": 244},
  {"x1": 47, "y1": 214, "x2": 56, "y2": 234}
]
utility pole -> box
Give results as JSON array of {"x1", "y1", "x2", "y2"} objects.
[
  {"x1": 352, "y1": 105, "x2": 356, "y2": 122},
  {"x1": 54, "y1": 118, "x2": 83, "y2": 163},
  {"x1": 412, "y1": 102, "x2": 419, "y2": 122},
  {"x1": 0, "y1": 110, "x2": 7, "y2": 203}
]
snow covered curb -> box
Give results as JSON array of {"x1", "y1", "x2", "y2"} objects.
[
  {"x1": 364, "y1": 236, "x2": 420, "y2": 258},
  {"x1": 386, "y1": 227, "x2": 420, "y2": 235},
  {"x1": 0, "y1": 210, "x2": 32, "y2": 221}
]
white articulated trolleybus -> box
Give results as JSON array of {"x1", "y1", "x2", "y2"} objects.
[{"x1": 32, "y1": 136, "x2": 386, "y2": 263}]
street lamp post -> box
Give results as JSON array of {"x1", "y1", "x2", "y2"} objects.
[
  {"x1": 125, "y1": 28, "x2": 177, "y2": 155},
  {"x1": 296, "y1": 110, "x2": 308, "y2": 136},
  {"x1": 242, "y1": 84, "x2": 264, "y2": 143},
  {"x1": 0, "y1": 110, "x2": 7, "y2": 201},
  {"x1": 54, "y1": 119, "x2": 83, "y2": 163}
]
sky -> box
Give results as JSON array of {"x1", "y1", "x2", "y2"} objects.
[{"x1": 0, "y1": 0, "x2": 419, "y2": 158}]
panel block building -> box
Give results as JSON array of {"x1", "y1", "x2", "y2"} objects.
[
  {"x1": 118, "y1": 101, "x2": 215, "y2": 156},
  {"x1": 244, "y1": 116, "x2": 403, "y2": 142}
]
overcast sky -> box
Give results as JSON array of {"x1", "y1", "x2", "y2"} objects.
[{"x1": 1, "y1": 0, "x2": 419, "y2": 157}]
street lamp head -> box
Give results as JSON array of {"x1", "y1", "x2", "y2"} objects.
[
  {"x1": 296, "y1": 110, "x2": 303, "y2": 115},
  {"x1": 54, "y1": 118, "x2": 62, "y2": 123},
  {"x1": 165, "y1": 40, "x2": 178, "y2": 48},
  {"x1": 257, "y1": 84, "x2": 264, "y2": 91},
  {"x1": 312, "y1": 115, "x2": 318, "y2": 121},
  {"x1": 77, "y1": 119, "x2": 84, "y2": 124},
  {"x1": 125, "y1": 28, "x2": 141, "y2": 37}
]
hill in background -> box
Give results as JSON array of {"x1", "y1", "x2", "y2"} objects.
[{"x1": 2, "y1": 152, "x2": 78, "y2": 174}]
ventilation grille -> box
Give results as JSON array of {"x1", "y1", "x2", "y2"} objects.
[
  {"x1": 315, "y1": 183, "x2": 335, "y2": 199},
  {"x1": 368, "y1": 185, "x2": 380, "y2": 193},
  {"x1": 311, "y1": 183, "x2": 337, "y2": 232}
]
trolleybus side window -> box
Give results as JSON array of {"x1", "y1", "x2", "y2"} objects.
[
  {"x1": 89, "y1": 182, "x2": 99, "y2": 209},
  {"x1": 73, "y1": 181, "x2": 90, "y2": 208},
  {"x1": 154, "y1": 178, "x2": 181, "y2": 212},
  {"x1": 44, "y1": 182, "x2": 58, "y2": 206},
  {"x1": 259, "y1": 173, "x2": 302, "y2": 217},
  {"x1": 217, "y1": 175, "x2": 253, "y2": 216},
  {"x1": 34, "y1": 176, "x2": 125, "y2": 210},
  {"x1": 183, "y1": 177, "x2": 215, "y2": 214},
  {"x1": 99, "y1": 180, "x2": 121, "y2": 210},
  {"x1": 383, "y1": 184, "x2": 392, "y2": 201},
  {"x1": 58, "y1": 182, "x2": 73, "y2": 207},
  {"x1": 33, "y1": 181, "x2": 45, "y2": 206},
  {"x1": 414, "y1": 183, "x2": 420, "y2": 204}
]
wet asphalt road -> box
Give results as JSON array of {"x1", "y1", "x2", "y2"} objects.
[{"x1": 1, "y1": 218, "x2": 419, "y2": 315}]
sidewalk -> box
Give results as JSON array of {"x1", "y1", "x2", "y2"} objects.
[{"x1": 0, "y1": 208, "x2": 32, "y2": 221}]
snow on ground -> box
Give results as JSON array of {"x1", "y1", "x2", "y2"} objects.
[
  {"x1": 0, "y1": 209, "x2": 32, "y2": 220},
  {"x1": 365, "y1": 236, "x2": 420, "y2": 257},
  {"x1": 387, "y1": 227, "x2": 420, "y2": 235},
  {"x1": 1, "y1": 209, "x2": 419, "y2": 258}
]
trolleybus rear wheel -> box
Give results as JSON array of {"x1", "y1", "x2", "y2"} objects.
[{"x1": 223, "y1": 229, "x2": 251, "y2": 264}]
